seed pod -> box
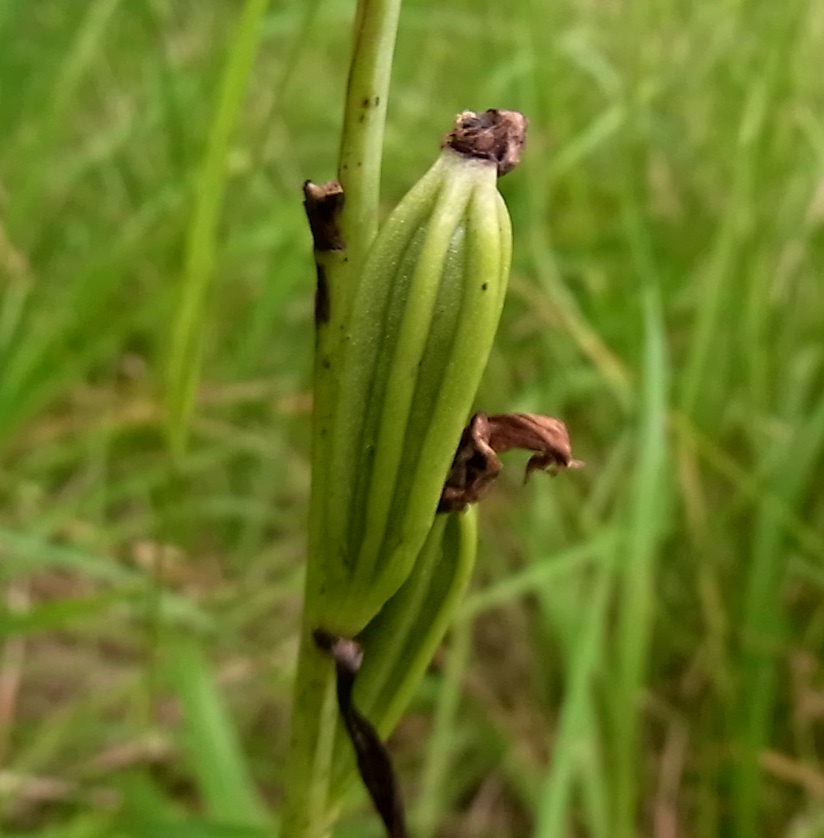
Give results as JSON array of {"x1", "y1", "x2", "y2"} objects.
[
  {"x1": 328, "y1": 506, "x2": 479, "y2": 799},
  {"x1": 354, "y1": 505, "x2": 478, "y2": 737},
  {"x1": 311, "y1": 111, "x2": 527, "y2": 635}
]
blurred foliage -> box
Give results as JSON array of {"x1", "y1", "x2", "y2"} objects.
[{"x1": 1, "y1": 0, "x2": 823, "y2": 836}]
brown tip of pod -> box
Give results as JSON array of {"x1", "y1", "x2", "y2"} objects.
[{"x1": 442, "y1": 109, "x2": 528, "y2": 177}]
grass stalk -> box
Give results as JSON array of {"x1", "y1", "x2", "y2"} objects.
[
  {"x1": 165, "y1": 0, "x2": 270, "y2": 458},
  {"x1": 416, "y1": 619, "x2": 472, "y2": 838},
  {"x1": 611, "y1": 287, "x2": 669, "y2": 836}
]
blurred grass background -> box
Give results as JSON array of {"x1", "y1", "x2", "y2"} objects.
[{"x1": 1, "y1": 0, "x2": 823, "y2": 836}]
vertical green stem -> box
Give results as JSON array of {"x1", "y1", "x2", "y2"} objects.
[
  {"x1": 337, "y1": 0, "x2": 403, "y2": 289},
  {"x1": 283, "y1": 1, "x2": 402, "y2": 835},
  {"x1": 281, "y1": 624, "x2": 340, "y2": 838}
]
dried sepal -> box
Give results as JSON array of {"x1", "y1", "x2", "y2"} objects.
[
  {"x1": 303, "y1": 180, "x2": 345, "y2": 252},
  {"x1": 303, "y1": 180, "x2": 346, "y2": 328},
  {"x1": 313, "y1": 630, "x2": 408, "y2": 838},
  {"x1": 442, "y1": 109, "x2": 528, "y2": 176},
  {"x1": 439, "y1": 412, "x2": 583, "y2": 512}
]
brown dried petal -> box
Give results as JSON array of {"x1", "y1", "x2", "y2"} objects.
[
  {"x1": 486, "y1": 413, "x2": 581, "y2": 478},
  {"x1": 442, "y1": 110, "x2": 528, "y2": 177},
  {"x1": 438, "y1": 412, "x2": 582, "y2": 513}
]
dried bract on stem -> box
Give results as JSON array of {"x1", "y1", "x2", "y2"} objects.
[
  {"x1": 303, "y1": 180, "x2": 345, "y2": 328},
  {"x1": 313, "y1": 631, "x2": 408, "y2": 838},
  {"x1": 303, "y1": 180, "x2": 345, "y2": 252}
]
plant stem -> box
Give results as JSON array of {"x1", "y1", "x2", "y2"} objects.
[
  {"x1": 280, "y1": 622, "x2": 340, "y2": 838},
  {"x1": 282, "y1": 1, "x2": 402, "y2": 835},
  {"x1": 337, "y1": 0, "x2": 403, "y2": 291}
]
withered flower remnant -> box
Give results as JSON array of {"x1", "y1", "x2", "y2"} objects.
[{"x1": 439, "y1": 412, "x2": 583, "y2": 512}]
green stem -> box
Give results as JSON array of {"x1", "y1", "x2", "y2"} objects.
[
  {"x1": 280, "y1": 622, "x2": 340, "y2": 838},
  {"x1": 283, "y1": 1, "x2": 402, "y2": 835},
  {"x1": 337, "y1": 0, "x2": 403, "y2": 289}
]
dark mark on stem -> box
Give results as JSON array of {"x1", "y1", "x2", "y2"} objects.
[
  {"x1": 314, "y1": 265, "x2": 330, "y2": 326},
  {"x1": 313, "y1": 629, "x2": 408, "y2": 838}
]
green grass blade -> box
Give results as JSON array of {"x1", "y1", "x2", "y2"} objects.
[
  {"x1": 457, "y1": 529, "x2": 619, "y2": 623},
  {"x1": 733, "y1": 391, "x2": 824, "y2": 837},
  {"x1": 534, "y1": 543, "x2": 615, "y2": 838},
  {"x1": 416, "y1": 620, "x2": 473, "y2": 838},
  {"x1": 166, "y1": 637, "x2": 269, "y2": 826},
  {"x1": 611, "y1": 286, "x2": 670, "y2": 835},
  {"x1": 166, "y1": 0, "x2": 270, "y2": 458},
  {"x1": 117, "y1": 818, "x2": 273, "y2": 838}
]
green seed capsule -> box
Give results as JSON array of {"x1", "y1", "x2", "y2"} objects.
[
  {"x1": 329, "y1": 505, "x2": 479, "y2": 795},
  {"x1": 311, "y1": 111, "x2": 526, "y2": 635}
]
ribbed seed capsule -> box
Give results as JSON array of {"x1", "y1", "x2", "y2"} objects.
[
  {"x1": 329, "y1": 505, "x2": 479, "y2": 794},
  {"x1": 313, "y1": 111, "x2": 526, "y2": 634}
]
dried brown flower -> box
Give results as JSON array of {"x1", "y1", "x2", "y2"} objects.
[
  {"x1": 442, "y1": 109, "x2": 528, "y2": 177},
  {"x1": 439, "y1": 412, "x2": 583, "y2": 512}
]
